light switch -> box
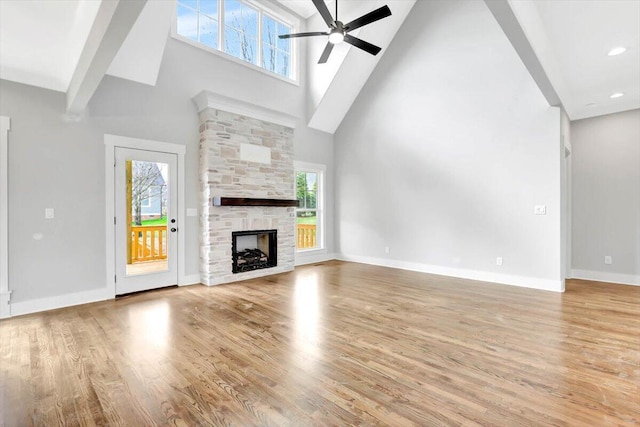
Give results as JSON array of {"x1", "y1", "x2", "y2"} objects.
[
  {"x1": 496, "y1": 257, "x2": 503, "y2": 266},
  {"x1": 45, "y1": 208, "x2": 54, "y2": 219},
  {"x1": 534, "y1": 205, "x2": 547, "y2": 215},
  {"x1": 604, "y1": 256, "x2": 612, "y2": 265}
]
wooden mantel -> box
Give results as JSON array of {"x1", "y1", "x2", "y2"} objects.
[{"x1": 212, "y1": 197, "x2": 298, "y2": 207}]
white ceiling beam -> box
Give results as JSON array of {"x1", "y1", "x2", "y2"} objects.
[
  {"x1": 66, "y1": 0, "x2": 148, "y2": 115},
  {"x1": 484, "y1": 0, "x2": 562, "y2": 107}
]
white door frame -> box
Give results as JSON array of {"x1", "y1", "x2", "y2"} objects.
[
  {"x1": 104, "y1": 134, "x2": 187, "y2": 297},
  {"x1": 0, "y1": 116, "x2": 11, "y2": 318}
]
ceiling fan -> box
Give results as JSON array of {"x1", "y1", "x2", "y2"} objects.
[{"x1": 279, "y1": 0, "x2": 392, "y2": 64}]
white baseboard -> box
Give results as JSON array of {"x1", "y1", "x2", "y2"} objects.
[
  {"x1": 180, "y1": 274, "x2": 201, "y2": 286},
  {"x1": 295, "y1": 252, "x2": 337, "y2": 266},
  {"x1": 10, "y1": 287, "x2": 113, "y2": 317},
  {"x1": 337, "y1": 254, "x2": 564, "y2": 292},
  {"x1": 571, "y1": 269, "x2": 640, "y2": 286},
  {"x1": 0, "y1": 290, "x2": 11, "y2": 319}
]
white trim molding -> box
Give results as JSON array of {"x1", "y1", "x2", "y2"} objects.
[
  {"x1": 571, "y1": 269, "x2": 640, "y2": 287},
  {"x1": 193, "y1": 90, "x2": 298, "y2": 129},
  {"x1": 181, "y1": 274, "x2": 201, "y2": 286},
  {"x1": 338, "y1": 254, "x2": 565, "y2": 292},
  {"x1": 104, "y1": 134, "x2": 188, "y2": 298},
  {"x1": 10, "y1": 287, "x2": 113, "y2": 317},
  {"x1": 295, "y1": 252, "x2": 336, "y2": 267},
  {"x1": 0, "y1": 116, "x2": 10, "y2": 318}
]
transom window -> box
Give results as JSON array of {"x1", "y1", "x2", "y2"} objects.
[{"x1": 175, "y1": 0, "x2": 295, "y2": 80}]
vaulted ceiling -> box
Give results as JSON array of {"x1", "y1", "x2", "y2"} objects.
[{"x1": 0, "y1": 0, "x2": 638, "y2": 125}]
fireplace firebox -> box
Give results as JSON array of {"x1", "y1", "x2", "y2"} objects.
[{"x1": 232, "y1": 230, "x2": 277, "y2": 273}]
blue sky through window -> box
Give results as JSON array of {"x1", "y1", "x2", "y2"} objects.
[{"x1": 176, "y1": 0, "x2": 293, "y2": 78}]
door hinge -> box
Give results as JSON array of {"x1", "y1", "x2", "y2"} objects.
[
  {"x1": 114, "y1": 216, "x2": 116, "y2": 225},
  {"x1": 114, "y1": 275, "x2": 117, "y2": 283}
]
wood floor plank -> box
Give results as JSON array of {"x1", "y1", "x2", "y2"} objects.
[{"x1": 1, "y1": 261, "x2": 638, "y2": 426}]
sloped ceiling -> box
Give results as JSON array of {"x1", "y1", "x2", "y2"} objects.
[
  {"x1": 303, "y1": 0, "x2": 416, "y2": 134},
  {"x1": 508, "y1": 0, "x2": 640, "y2": 120},
  {"x1": 1, "y1": 0, "x2": 637, "y2": 123},
  {"x1": 0, "y1": 0, "x2": 171, "y2": 94},
  {"x1": 0, "y1": 0, "x2": 101, "y2": 92}
]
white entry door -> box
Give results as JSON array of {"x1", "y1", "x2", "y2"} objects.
[{"x1": 114, "y1": 147, "x2": 178, "y2": 295}]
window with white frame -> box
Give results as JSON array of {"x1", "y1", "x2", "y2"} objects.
[
  {"x1": 295, "y1": 162, "x2": 325, "y2": 252},
  {"x1": 175, "y1": 0, "x2": 295, "y2": 80}
]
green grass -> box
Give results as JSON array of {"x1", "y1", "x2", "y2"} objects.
[
  {"x1": 297, "y1": 216, "x2": 316, "y2": 225},
  {"x1": 132, "y1": 216, "x2": 167, "y2": 226}
]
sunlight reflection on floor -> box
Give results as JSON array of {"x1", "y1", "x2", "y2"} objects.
[{"x1": 294, "y1": 271, "x2": 321, "y2": 364}]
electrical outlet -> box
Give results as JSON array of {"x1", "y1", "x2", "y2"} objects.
[
  {"x1": 534, "y1": 205, "x2": 547, "y2": 215},
  {"x1": 604, "y1": 256, "x2": 612, "y2": 265},
  {"x1": 384, "y1": 246, "x2": 390, "y2": 254},
  {"x1": 45, "y1": 208, "x2": 54, "y2": 219},
  {"x1": 496, "y1": 257, "x2": 503, "y2": 266}
]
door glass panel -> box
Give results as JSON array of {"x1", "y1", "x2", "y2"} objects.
[{"x1": 126, "y1": 160, "x2": 170, "y2": 276}]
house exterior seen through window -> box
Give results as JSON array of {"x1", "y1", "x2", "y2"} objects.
[
  {"x1": 295, "y1": 163, "x2": 325, "y2": 252},
  {"x1": 176, "y1": 0, "x2": 294, "y2": 79}
]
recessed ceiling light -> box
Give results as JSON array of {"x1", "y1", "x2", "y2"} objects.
[
  {"x1": 610, "y1": 92, "x2": 624, "y2": 99},
  {"x1": 608, "y1": 47, "x2": 627, "y2": 56}
]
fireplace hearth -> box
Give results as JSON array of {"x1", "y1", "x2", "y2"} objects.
[{"x1": 232, "y1": 230, "x2": 277, "y2": 274}]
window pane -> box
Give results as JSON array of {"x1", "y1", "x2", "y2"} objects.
[
  {"x1": 296, "y1": 172, "x2": 307, "y2": 208},
  {"x1": 177, "y1": 4, "x2": 199, "y2": 42},
  {"x1": 277, "y1": 22, "x2": 291, "y2": 52},
  {"x1": 200, "y1": 0, "x2": 217, "y2": 18},
  {"x1": 225, "y1": 27, "x2": 256, "y2": 63},
  {"x1": 262, "y1": 45, "x2": 276, "y2": 72},
  {"x1": 225, "y1": 0, "x2": 258, "y2": 38},
  {"x1": 277, "y1": 50, "x2": 290, "y2": 77},
  {"x1": 296, "y1": 211, "x2": 317, "y2": 250},
  {"x1": 199, "y1": 14, "x2": 218, "y2": 48},
  {"x1": 262, "y1": 15, "x2": 277, "y2": 48}
]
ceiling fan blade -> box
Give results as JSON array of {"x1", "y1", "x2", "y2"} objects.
[
  {"x1": 279, "y1": 32, "x2": 328, "y2": 39},
  {"x1": 344, "y1": 5, "x2": 392, "y2": 32},
  {"x1": 312, "y1": 0, "x2": 335, "y2": 28},
  {"x1": 318, "y1": 42, "x2": 335, "y2": 64},
  {"x1": 344, "y1": 34, "x2": 382, "y2": 56}
]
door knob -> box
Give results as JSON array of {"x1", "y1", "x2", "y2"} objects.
[
  {"x1": 171, "y1": 227, "x2": 177, "y2": 232},
  {"x1": 171, "y1": 218, "x2": 176, "y2": 223}
]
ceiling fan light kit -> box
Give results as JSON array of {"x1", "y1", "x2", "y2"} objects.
[{"x1": 279, "y1": 0, "x2": 392, "y2": 64}]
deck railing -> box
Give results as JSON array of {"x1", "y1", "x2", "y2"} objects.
[
  {"x1": 296, "y1": 224, "x2": 317, "y2": 249},
  {"x1": 131, "y1": 225, "x2": 167, "y2": 263}
]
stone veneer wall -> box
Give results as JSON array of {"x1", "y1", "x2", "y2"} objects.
[{"x1": 199, "y1": 108, "x2": 295, "y2": 285}]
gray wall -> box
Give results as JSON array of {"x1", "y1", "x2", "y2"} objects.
[
  {"x1": 0, "y1": 36, "x2": 334, "y2": 305},
  {"x1": 334, "y1": 0, "x2": 563, "y2": 289},
  {"x1": 571, "y1": 109, "x2": 640, "y2": 283}
]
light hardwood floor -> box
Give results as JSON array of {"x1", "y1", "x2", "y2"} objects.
[{"x1": 1, "y1": 261, "x2": 638, "y2": 426}]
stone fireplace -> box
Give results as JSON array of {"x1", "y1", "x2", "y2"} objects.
[{"x1": 195, "y1": 91, "x2": 297, "y2": 286}]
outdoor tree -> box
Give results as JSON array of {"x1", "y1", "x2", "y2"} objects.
[
  {"x1": 296, "y1": 172, "x2": 316, "y2": 217},
  {"x1": 226, "y1": 8, "x2": 255, "y2": 63},
  {"x1": 131, "y1": 161, "x2": 164, "y2": 226}
]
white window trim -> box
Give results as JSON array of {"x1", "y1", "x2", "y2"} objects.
[
  {"x1": 294, "y1": 161, "x2": 326, "y2": 255},
  {"x1": 172, "y1": 0, "x2": 301, "y2": 85},
  {"x1": 0, "y1": 116, "x2": 11, "y2": 318}
]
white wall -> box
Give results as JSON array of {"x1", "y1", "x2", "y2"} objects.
[
  {"x1": 0, "y1": 35, "x2": 334, "y2": 313},
  {"x1": 571, "y1": 109, "x2": 640, "y2": 285},
  {"x1": 334, "y1": 0, "x2": 564, "y2": 291}
]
